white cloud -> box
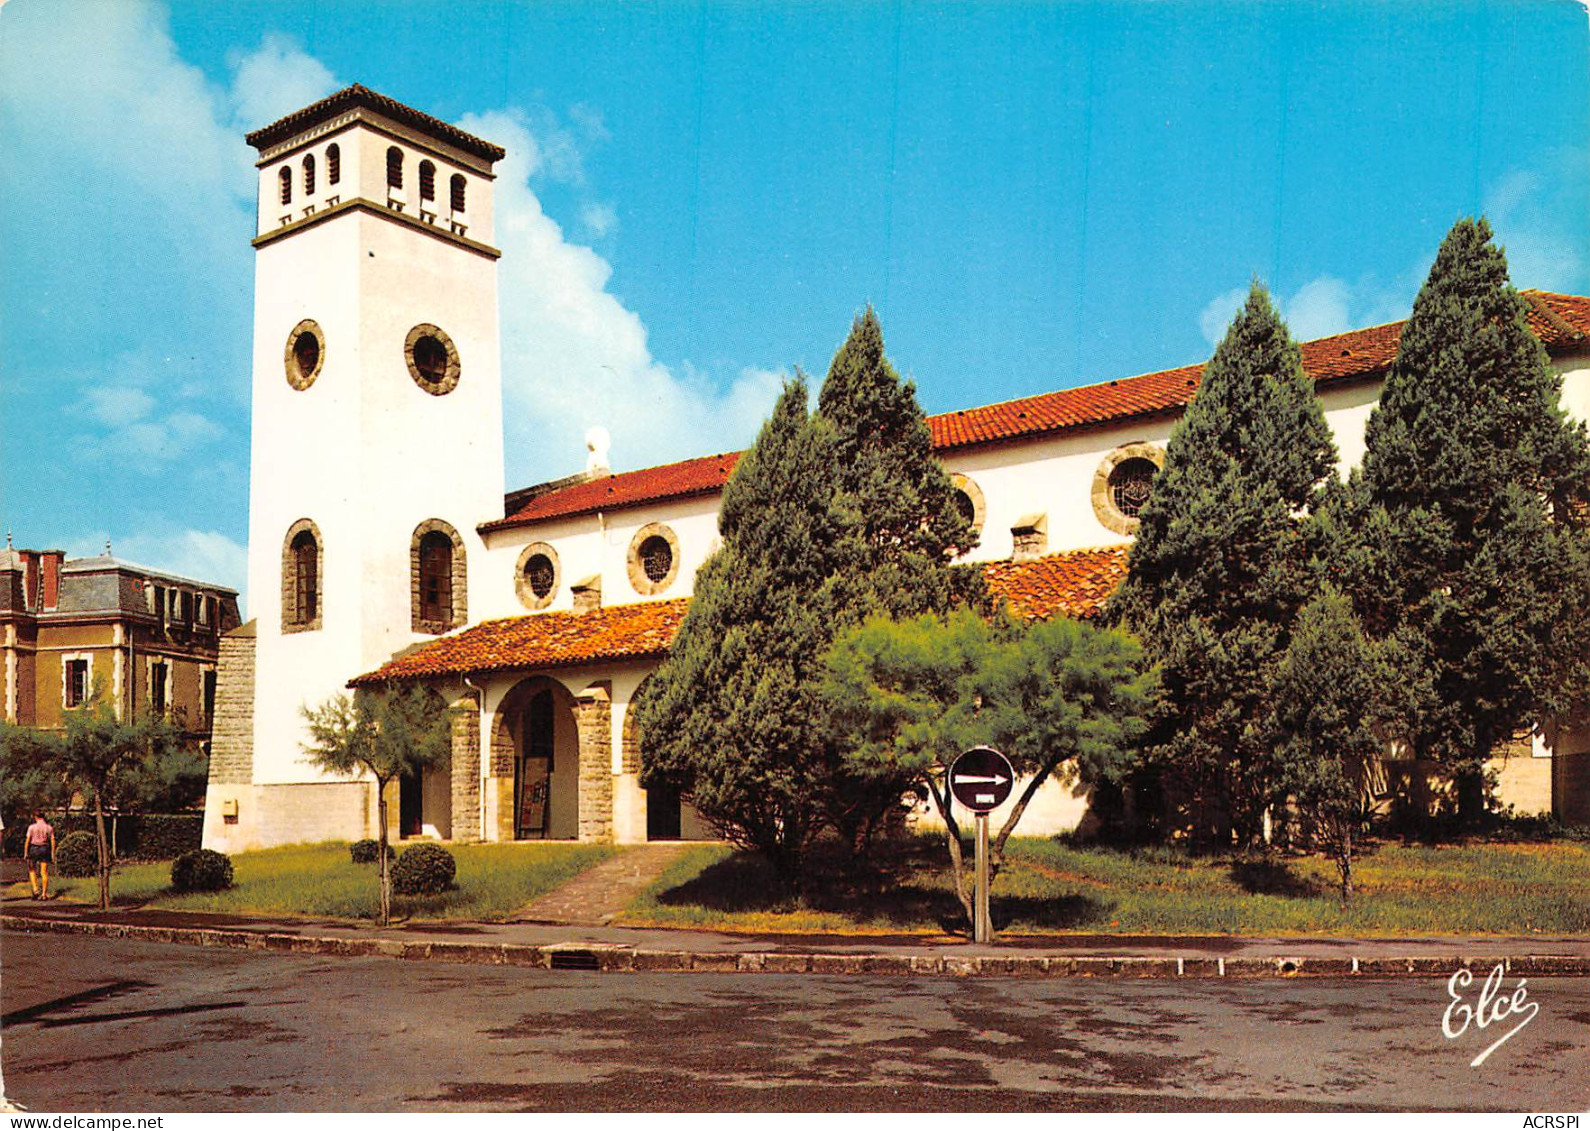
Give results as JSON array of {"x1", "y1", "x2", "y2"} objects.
[
  {"x1": 461, "y1": 110, "x2": 783, "y2": 482},
  {"x1": 84, "y1": 387, "x2": 157, "y2": 428},
  {"x1": 1198, "y1": 287, "x2": 1247, "y2": 346},
  {"x1": 1282, "y1": 277, "x2": 1352, "y2": 341},
  {"x1": 1485, "y1": 149, "x2": 1588, "y2": 292},
  {"x1": 1198, "y1": 272, "x2": 1421, "y2": 348},
  {"x1": 226, "y1": 33, "x2": 339, "y2": 134},
  {"x1": 582, "y1": 202, "x2": 618, "y2": 237}
]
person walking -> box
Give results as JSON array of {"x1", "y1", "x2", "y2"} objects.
[{"x1": 24, "y1": 811, "x2": 55, "y2": 900}]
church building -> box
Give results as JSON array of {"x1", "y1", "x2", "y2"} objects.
[{"x1": 202, "y1": 85, "x2": 1590, "y2": 854}]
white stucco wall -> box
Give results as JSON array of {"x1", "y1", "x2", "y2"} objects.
[{"x1": 247, "y1": 116, "x2": 504, "y2": 795}]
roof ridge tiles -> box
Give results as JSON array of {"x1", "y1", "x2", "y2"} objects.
[{"x1": 480, "y1": 290, "x2": 1590, "y2": 534}]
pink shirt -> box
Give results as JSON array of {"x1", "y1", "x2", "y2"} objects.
[{"x1": 26, "y1": 819, "x2": 52, "y2": 846}]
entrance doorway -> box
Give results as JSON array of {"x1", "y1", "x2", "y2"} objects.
[
  {"x1": 516, "y1": 689, "x2": 554, "y2": 838},
  {"x1": 492, "y1": 676, "x2": 581, "y2": 840},
  {"x1": 647, "y1": 783, "x2": 683, "y2": 840},
  {"x1": 399, "y1": 770, "x2": 423, "y2": 838}
]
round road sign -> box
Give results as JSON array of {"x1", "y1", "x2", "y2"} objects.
[{"x1": 948, "y1": 746, "x2": 1014, "y2": 813}]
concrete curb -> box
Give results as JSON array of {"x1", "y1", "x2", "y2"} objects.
[{"x1": 6, "y1": 913, "x2": 1588, "y2": 978}]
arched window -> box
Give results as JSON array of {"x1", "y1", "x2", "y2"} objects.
[
  {"x1": 411, "y1": 520, "x2": 467, "y2": 633},
  {"x1": 450, "y1": 174, "x2": 466, "y2": 213},
  {"x1": 419, "y1": 532, "x2": 452, "y2": 623},
  {"x1": 386, "y1": 146, "x2": 403, "y2": 190},
  {"x1": 326, "y1": 143, "x2": 340, "y2": 185},
  {"x1": 278, "y1": 166, "x2": 292, "y2": 206},
  {"x1": 302, "y1": 154, "x2": 315, "y2": 195},
  {"x1": 419, "y1": 160, "x2": 436, "y2": 202},
  {"x1": 282, "y1": 520, "x2": 323, "y2": 632}
]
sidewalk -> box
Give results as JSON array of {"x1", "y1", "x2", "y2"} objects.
[{"x1": 4, "y1": 892, "x2": 1588, "y2": 978}]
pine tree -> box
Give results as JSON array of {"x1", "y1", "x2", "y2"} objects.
[
  {"x1": 1110, "y1": 283, "x2": 1338, "y2": 847},
  {"x1": 1344, "y1": 218, "x2": 1590, "y2": 821}
]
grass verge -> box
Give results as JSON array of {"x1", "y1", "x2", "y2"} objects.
[
  {"x1": 8, "y1": 841, "x2": 618, "y2": 923},
  {"x1": 616, "y1": 836, "x2": 1590, "y2": 936}
]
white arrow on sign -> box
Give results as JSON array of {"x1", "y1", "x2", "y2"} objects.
[{"x1": 955, "y1": 774, "x2": 1009, "y2": 785}]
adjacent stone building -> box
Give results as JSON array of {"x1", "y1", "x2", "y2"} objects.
[
  {"x1": 0, "y1": 542, "x2": 241, "y2": 741},
  {"x1": 203, "y1": 84, "x2": 1590, "y2": 854}
]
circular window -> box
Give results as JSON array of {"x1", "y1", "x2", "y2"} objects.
[
  {"x1": 404, "y1": 323, "x2": 461, "y2": 395},
  {"x1": 514, "y1": 542, "x2": 560, "y2": 610},
  {"x1": 284, "y1": 319, "x2": 325, "y2": 390},
  {"x1": 1109, "y1": 458, "x2": 1158, "y2": 519},
  {"x1": 639, "y1": 537, "x2": 672, "y2": 583},
  {"x1": 1091, "y1": 443, "x2": 1166, "y2": 535},
  {"x1": 627, "y1": 524, "x2": 681, "y2": 595},
  {"x1": 526, "y1": 554, "x2": 556, "y2": 598}
]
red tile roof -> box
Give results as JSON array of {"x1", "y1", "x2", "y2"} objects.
[
  {"x1": 352, "y1": 548, "x2": 1131, "y2": 685},
  {"x1": 245, "y1": 84, "x2": 506, "y2": 162},
  {"x1": 351, "y1": 598, "x2": 689, "y2": 686},
  {"x1": 484, "y1": 291, "x2": 1590, "y2": 533},
  {"x1": 984, "y1": 546, "x2": 1130, "y2": 621}
]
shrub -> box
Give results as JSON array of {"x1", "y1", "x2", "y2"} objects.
[
  {"x1": 171, "y1": 848, "x2": 234, "y2": 893},
  {"x1": 55, "y1": 831, "x2": 100, "y2": 877},
  {"x1": 391, "y1": 843, "x2": 456, "y2": 895},
  {"x1": 350, "y1": 838, "x2": 395, "y2": 864}
]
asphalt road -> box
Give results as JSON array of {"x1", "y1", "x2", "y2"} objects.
[{"x1": 2, "y1": 932, "x2": 1587, "y2": 1112}]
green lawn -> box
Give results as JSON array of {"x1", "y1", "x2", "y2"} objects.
[
  {"x1": 10, "y1": 841, "x2": 618, "y2": 923},
  {"x1": 617, "y1": 837, "x2": 1590, "y2": 936}
]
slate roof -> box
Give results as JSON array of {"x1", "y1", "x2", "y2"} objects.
[
  {"x1": 245, "y1": 84, "x2": 506, "y2": 161},
  {"x1": 482, "y1": 291, "x2": 1590, "y2": 533},
  {"x1": 352, "y1": 547, "x2": 1131, "y2": 685}
]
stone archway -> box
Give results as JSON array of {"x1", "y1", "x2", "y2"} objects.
[{"x1": 488, "y1": 675, "x2": 614, "y2": 842}]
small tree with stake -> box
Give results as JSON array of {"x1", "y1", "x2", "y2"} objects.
[
  {"x1": 301, "y1": 683, "x2": 452, "y2": 925},
  {"x1": 0, "y1": 696, "x2": 188, "y2": 911}
]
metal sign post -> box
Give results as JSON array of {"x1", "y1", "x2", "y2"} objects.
[
  {"x1": 948, "y1": 745, "x2": 1014, "y2": 946},
  {"x1": 974, "y1": 809, "x2": 992, "y2": 943}
]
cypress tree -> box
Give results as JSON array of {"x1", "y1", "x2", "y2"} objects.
[
  {"x1": 817, "y1": 306, "x2": 983, "y2": 618},
  {"x1": 1345, "y1": 218, "x2": 1590, "y2": 821},
  {"x1": 1272, "y1": 586, "x2": 1386, "y2": 901},
  {"x1": 637, "y1": 310, "x2": 987, "y2": 886},
  {"x1": 635, "y1": 377, "x2": 844, "y2": 892},
  {"x1": 1110, "y1": 283, "x2": 1337, "y2": 847},
  {"x1": 814, "y1": 308, "x2": 987, "y2": 850}
]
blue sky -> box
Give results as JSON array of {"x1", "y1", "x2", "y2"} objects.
[{"x1": 2, "y1": 0, "x2": 1586, "y2": 615}]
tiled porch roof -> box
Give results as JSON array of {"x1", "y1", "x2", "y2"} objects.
[{"x1": 351, "y1": 546, "x2": 1132, "y2": 685}]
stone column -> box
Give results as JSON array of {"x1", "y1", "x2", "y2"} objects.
[
  {"x1": 488, "y1": 708, "x2": 516, "y2": 842},
  {"x1": 449, "y1": 690, "x2": 481, "y2": 842},
  {"x1": 574, "y1": 681, "x2": 614, "y2": 842}
]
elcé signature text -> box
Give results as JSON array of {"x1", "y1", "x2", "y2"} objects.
[{"x1": 1441, "y1": 963, "x2": 1540, "y2": 1067}]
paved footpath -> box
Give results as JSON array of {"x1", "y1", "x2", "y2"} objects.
[
  {"x1": 3, "y1": 886, "x2": 1587, "y2": 979},
  {"x1": 513, "y1": 842, "x2": 688, "y2": 924}
]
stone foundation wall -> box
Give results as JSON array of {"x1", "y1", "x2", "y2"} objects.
[
  {"x1": 207, "y1": 626, "x2": 255, "y2": 785},
  {"x1": 203, "y1": 780, "x2": 372, "y2": 853}
]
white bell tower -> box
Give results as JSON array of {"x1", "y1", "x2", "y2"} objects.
[{"x1": 206, "y1": 86, "x2": 506, "y2": 851}]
